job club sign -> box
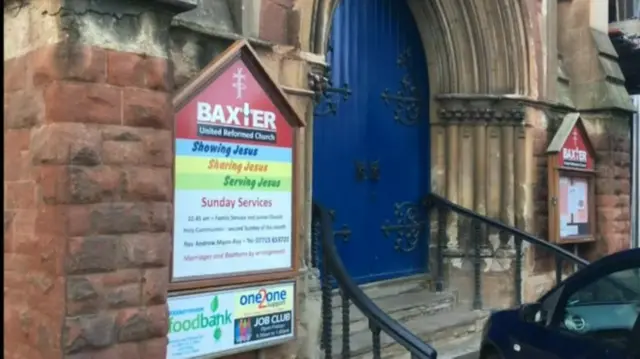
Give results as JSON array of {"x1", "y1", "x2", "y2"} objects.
[
  {"x1": 167, "y1": 282, "x2": 295, "y2": 359},
  {"x1": 172, "y1": 41, "x2": 302, "y2": 282}
]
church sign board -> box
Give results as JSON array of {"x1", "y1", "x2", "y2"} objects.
[
  {"x1": 546, "y1": 113, "x2": 596, "y2": 244},
  {"x1": 171, "y1": 40, "x2": 305, "y2": 289}
]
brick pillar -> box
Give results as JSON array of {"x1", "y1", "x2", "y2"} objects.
[{"x1": 4, "y1": 1, "x2": 194, "y2": 358}]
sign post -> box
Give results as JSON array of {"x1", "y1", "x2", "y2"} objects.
[
  {"x1": 546, "y1": 113, "x2": 597, "y2": 244},
  {"x1": 168, "y1": 40, "x2": 304, "y2": 358}
]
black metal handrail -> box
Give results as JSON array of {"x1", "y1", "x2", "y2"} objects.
[
  {"x1": 314, "y1": 193, "x2": 595, "y2": 359},
  {"x1": 428, "y1": 193, "x2": 589, "y2": 265},
  {"x1": 313, "y1": 201, "x2": 438, "y2": 359},
  {"x1": 428, "y1": 192, "x2": 589, "y2": 309}
]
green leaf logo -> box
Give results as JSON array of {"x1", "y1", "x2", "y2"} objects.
[
  {"x1": 213, "y1": 327, "x2": 222, "y2": 341},
  {"x1": 210, "y1": 296, "x2": 219, "y2": 313}
]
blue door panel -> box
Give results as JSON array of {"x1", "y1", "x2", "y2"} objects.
[{"x1": 313, "y1": 0, "x2": 430, "y2": 284}]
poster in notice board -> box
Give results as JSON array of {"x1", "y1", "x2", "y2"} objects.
[{"x1": 558, "y1": 176, "x2": 590, "y2": 238}]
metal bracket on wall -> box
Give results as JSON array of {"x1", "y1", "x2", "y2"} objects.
[{"x1": 308, "y1": 45, "x2": 352, "y2": 117}]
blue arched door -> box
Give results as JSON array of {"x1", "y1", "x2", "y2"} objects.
[{"x1": 313, "y1": 0, "x2": 430, "y2": 284}]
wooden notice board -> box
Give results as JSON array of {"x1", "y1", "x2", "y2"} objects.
[
  {"x1": 170, "y1": 40, "x2": 305, "y2": 291},
  {"x1": 546, "y1": 113, "x2": 596, "y2": 244}
]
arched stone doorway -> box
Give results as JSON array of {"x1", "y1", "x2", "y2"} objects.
[{"x1": 309, "y1": 0, "x2": 538, "y2": 306}]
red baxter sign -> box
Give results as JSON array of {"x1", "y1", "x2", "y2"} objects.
[
  {"x1": 172, "y1": 48, "x2": 297, "y2": 282},
  {"x1": 557, "y1": 125, "x2": 594, "y2": 170},
  {"x1": 175, "y1": 59, "x2": 293, "y2": 147}
]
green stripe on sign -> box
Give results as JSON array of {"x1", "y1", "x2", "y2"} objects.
[{"x1": 175, "y1": 173, "x2": 292, "y2": 192}]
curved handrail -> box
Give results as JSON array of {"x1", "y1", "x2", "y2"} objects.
[
  {"x1": 312, "y1": 201, "x2": 438, "y2": 359},
  {"x1": 427, "y1": 193, "x2": 589, "y2": 267}
]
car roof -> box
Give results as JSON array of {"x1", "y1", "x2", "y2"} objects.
[
  {"x1": 586, "y1": 248, "x2": 640, "y2": 269},
  {"x1": 537, "y1": 248, "x2": 639, "y2": 302}
]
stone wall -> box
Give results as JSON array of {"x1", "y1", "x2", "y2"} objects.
[{"x1": 4, "y1": 1, "x2": 189, "y2": 359}]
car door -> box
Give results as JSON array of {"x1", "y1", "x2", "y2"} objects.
[{"x1": 516, "y1": 249, "x2": 640, "y2": 359}]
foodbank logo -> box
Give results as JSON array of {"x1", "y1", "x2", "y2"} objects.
[{"x1": 169, "y1": 295, "x2": 232, "y2": 342}]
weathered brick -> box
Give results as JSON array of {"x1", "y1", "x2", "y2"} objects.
[
  {"x1": 102, "y1": 140, "x2": 146, "y2": 166},
  {"x1": 107, "y1": 51, "x2": 171, "y2": 92},
  {"x1": 44, "y1": 81, "x2": 121, "y2": 125},
  {"x1": 596, "y1": 178, "x2": 616, "y2": 195},
  {"x1": 31, "y1": 43, "x2": 107, "y2": 86},
  {"x1": 67, "y1": 166, "x2": 124, "y2": 204},
  {"x1": 101, "y1": 126, "x2": 171, "y2": 167},
  {"x1": 145, "y1": 305, "x2": 168, "y2": 338},
  {"x1": 596, "y1": 194, "x2": 618, "y2": 208},
  {"x1": 9, "y1": 232, "x2": 64, "y2": 274},
  {"x1": 4, "y1": 149, "x2": 33, "y2": 182},
  {"x1": 66, "y1": 235, "x2": 119, "y2": 274},
  {"x1": 122, "y1": 88, "x2": 171, "y2": 129},
  {"x1": 65, "y1": 343, "x2": 139, "y2": 359},
  {"x1": 144, "y1": 57, "x2": 172, "y2": 92},
  {"x1": 4, "y1": 271, "x2": 65, "y2": 324},
  {"x1": 67, "y1": 271, "x2": 141, "y2": 316},
  {"x1": 122, "y1": 167, "x2": 171, "y2": 202},
  {"x1": 31, "y1": 123, "x2": 102, "y2": 166},
  {"x1": 106, "y1": 52, "x2": 146, "y2": 88},
  {"x1": 35, "y1": 205, "x2": 69, "y2": 237},
  {"x1": 141, "y1": 269, "x2": 168, "y2": 306},
  {"x1": 260, "y1": 0, "x2": 291, "y2": 44},
  {"x1": 3, "y1": 298, "x2": 63, "y2": 357},
  {"x1": 118, "y1": 233, "x2": 170, "y2": 269},
  {"x1": 5, "y1": 181, "x2": 36, "y2": 209},
  {"x1": 4, "y1": 56, "x2": 27, "y2": 92},
  {"x1": 148, "y1": 203, "x2": 172, "y2": 233},
  {"x1": 101, "y1": 125, "x2": 144, "y2": 142},
  {"x1": 63, "y1": 313, "x2": 116, "y2": 354},
  {"x1": 142, "y1": 130, "x2": 173, "y2": 167},
  {"x1": 5, "y1": 129, "x2": 31, "y2": 153},
  {"x1": 138, "y1": 337, "x2": 167, "y2": 359},
  {"x1": 116, "y1": 308, "x2": 151, "y2": 343},
  {"x1": 38, "y1": 166, "x2": 69, "y2": 205},
  {"x1": 4, "y1": 90, "x2": 44, "y2": 129},
  {"x1": 91, "y1": 203, "x2": 149, "y2": 235},
  {"x1": 66, "y1": 276, "x2": 101, "y2": 314}
]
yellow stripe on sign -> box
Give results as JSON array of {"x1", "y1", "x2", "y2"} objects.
[{"x1": 175, "y1": 156, "x2": 293, "y2": 177}]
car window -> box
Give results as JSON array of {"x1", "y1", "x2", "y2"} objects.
[{"x1": 567, "y1": 268, "x2": 640, "y2": 305}]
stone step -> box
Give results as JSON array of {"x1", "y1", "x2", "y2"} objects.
[
  {"x1": 328, "y1": 274, "x2": 432, "y2": 309},
  {"x1": 330, "y1": 290, "x2": 456, "y2": 336},
  {"x1": 330, "y1": 309, "x2": 490, "y2": 359}
]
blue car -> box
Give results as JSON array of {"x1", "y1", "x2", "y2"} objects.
[{"x1": 479, "y1": 248, "x2": 640, "y2": 359}]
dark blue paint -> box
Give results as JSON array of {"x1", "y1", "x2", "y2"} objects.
[
  {"x1": 479, "y1": 248, "x2": 640, "y2": 359},
  {"x1": 313, "y1": 0, "x2": 430, "y2": 284}
]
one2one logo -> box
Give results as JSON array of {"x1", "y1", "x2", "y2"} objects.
[{"x1": 239, "y1": 288, "x2": 288, "y2": 309}]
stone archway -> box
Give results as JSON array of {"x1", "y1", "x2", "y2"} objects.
[
  {"x1": 312, "y1": 0, "x2": 536, "y2": 96},
  {"x1": 308, "y1": 0, "x2": 542, "y2": 310},
  {"x1": 310, "y1": 0, "x2": 538, "y2": 224}
]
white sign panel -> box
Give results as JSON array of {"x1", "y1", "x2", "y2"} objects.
[{"x1": 167, "y1": 282, "x2": 296, "y2": 359}]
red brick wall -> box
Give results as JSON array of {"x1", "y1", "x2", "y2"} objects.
[
  {"x1": 530, "y1": 114, "x2": 632, "y2": 267},
  {"x1": 589, "y1": 122, "x2": 632, "y2": 255},
  {"x1": 4, "y1": 42, "x2": 173, "y2": 359}
]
